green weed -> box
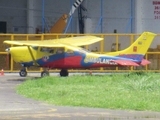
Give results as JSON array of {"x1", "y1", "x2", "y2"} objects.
[{"x1": 16, "y1": 73, "x2": 160, "y2": 111}]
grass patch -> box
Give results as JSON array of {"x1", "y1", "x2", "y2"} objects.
[{"x1": 16, "y1": 72, "x2": 160, "y2": 111}]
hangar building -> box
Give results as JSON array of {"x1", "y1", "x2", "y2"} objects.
[{"x1": 0, "y1": 0, "x2": 159, "y2": 34}]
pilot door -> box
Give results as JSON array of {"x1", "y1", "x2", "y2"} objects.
[{"x1": 36, "y1": 47, "x2": 65, "y2": 67}]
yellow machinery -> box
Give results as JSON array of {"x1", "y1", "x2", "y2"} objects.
[{"x1": 50, "y1": 14, "x2": 68, "y2": 33}]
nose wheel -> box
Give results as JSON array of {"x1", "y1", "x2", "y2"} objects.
[{"x1": 19, "y1": 69, "x2": 27, "y2": 77}]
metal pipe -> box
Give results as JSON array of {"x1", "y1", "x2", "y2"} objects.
[
  {"x1": 43, "y1": 18, "x2": 50, "y2": 32},
  {"x1": 42, "y1": 0, "x2": 45, "y2": 33},
  {"x1": 101, "y1": 0, "x2": 103, "y2": 33},
  {"x1": 94, "y1": 0, "x2": 103, "y2": 33},
  {"x1": 64, "y1": 0, "x2": 73, "y2": 34},
  {"x1": 94, "y1": 17, "x2": 102, "y2": 33},
  {"x1": 71, "y1": 0, "x2": 73, "y2": 32},
  {"x1": 130, "y1": 0, "x2": 133, "y2": 33},
  {"x1": 64, "y1": 16, "x2": 73, "y2": 34},
  {"x1": 125, "y1": 0, "x2": 133, "y2": 33}
]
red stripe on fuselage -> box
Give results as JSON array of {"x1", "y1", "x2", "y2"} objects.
[
  {"x1": 42, "y1": 56, "x2": 137, "y2": 69},
  {"x1": 42, "y1": 56, "x2": 120, "y2": 69},
  {"x1": 42, "y1": 56, "x2": 83, "y2": 69},
  {"x1": 89, "y1": 63, "x2": 116, "y2": 68}
]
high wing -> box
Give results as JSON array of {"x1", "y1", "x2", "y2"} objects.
[
  {"x1": 4, "y1": 40, "x2": 65, "y2": 47},
  {"x1": 3, "y1": 36, "x2": 103, "y2": 47},
  {"x1": 61, "y1": 36, "x2": 103, "y2": 46}
]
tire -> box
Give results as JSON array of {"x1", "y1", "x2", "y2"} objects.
[
  {"x1": 41, "y1": 71, "x2": 49, "y2": 77},
  {"x1": 19, "y1": 69, "x2": 27, "y2": 77},
  {"x1": 60, "y1": 69, "x2": 68, "y2": 77}
]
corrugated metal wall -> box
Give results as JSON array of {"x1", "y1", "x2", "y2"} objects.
[{"x1": 0, "y1": 0, "x2": 159, "y2": 34}]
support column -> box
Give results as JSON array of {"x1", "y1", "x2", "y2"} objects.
[
  {"x1": 134, "y1": 0, "x2": 143, "y2": 33},
  {"x1": 27, "y1": 0, "x2": 35, "y2": 33}
]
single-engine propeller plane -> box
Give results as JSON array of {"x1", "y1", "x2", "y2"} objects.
[{"x1": 3, "y1": 32, "x2": 156, "y2": 77}]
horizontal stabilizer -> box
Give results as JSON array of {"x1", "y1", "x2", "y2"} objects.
[
  {"x1": 111, "y1": 60, "x2": 139, "y2": 66},
  {"x1": 140, "y1": 59, "x2": 151, "y2": 66}
]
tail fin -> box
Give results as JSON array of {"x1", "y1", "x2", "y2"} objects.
[{"x1": 107, "y1": 32, "x2": 157, "y2": 61}]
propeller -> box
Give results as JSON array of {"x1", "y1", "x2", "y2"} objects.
[{"x1": 4, "y1": 44, "x2": 10, "y2": 53}]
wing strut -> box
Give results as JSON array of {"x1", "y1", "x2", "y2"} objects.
[{"x1": 27, "y1": 46, "x2": 39, "y2": 66}]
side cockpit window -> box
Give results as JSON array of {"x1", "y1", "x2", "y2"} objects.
[
  {"x1": 67, "y1": 49, "x2": 74, "y2": 55},
  {"x1": 40, "y1": 47, "x2": 54, "y2": 53},
  {"x1": 56, "y1": 48, "x2": 64, "y2": 54}
]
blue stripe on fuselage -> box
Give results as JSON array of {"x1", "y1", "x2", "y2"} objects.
[
  {"x1": 20, "y1": 52, "x2": 144, "y2": 67},
  {"x1": 117, "y1": 54, "x2": 144, "y2": 61},
  {"x1": 80, "y1": 54, "x2": 143, "y2": 67},
  {"x1": 21, "y1": 51, "x2": 83, "y2": 67}
]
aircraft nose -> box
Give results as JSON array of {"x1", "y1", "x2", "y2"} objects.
[{"x1": 5, "y1": 48, "x2": 10, "y2": 53}]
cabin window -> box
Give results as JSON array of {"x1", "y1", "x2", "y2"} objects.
[
  {"x1": 79, "y1": 48, "x2": 90, "y2": 54},
  {"x1": 56, "y1": 48, "x2": 64, "y2": 54},
  {"x1": 67, "y1": 49, "x2": 74, "y2": 55},
  {"x1": 40, "y1": 47, "x2": 54, "y2": 53},
  {"x1": 81, "y1": 48, "x2": 90, "y2": 53}
]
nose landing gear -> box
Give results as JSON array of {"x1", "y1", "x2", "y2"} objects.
[{"x1": 19, "y1": 68, "x2": 27, "y2": 77}]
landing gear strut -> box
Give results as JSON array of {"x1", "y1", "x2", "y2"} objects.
[
  {"x1": 60, "y1": 69, "x2": 69, "y2": 77},
  {"x1": 19, "y1": 68, "x2": 27, "y2": 77}
]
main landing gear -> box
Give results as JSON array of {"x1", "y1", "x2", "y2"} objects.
[
  {"x1": 40, "y1": 69, "x2": 69, "y2": 77},
  {"x1": 60, "y1": 69, "x2": 69, "y2": 77},
  {"x1": 41, "y1": 69, "x2": 68, "y2": 77},
  {"x1": 41, "y1": 70, "x2": 49, "y2": 77},
  {"x1": 40, "y1": 69, "x2": 68, "y2": 77}
]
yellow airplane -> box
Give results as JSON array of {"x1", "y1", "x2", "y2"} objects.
[{"x1": 4, "y1": 32, "x2": 156, "y2": 77}]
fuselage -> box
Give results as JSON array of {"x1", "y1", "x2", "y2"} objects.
[{"x1": 8, "y1": 46, "x2": 140, "y2": 69}]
